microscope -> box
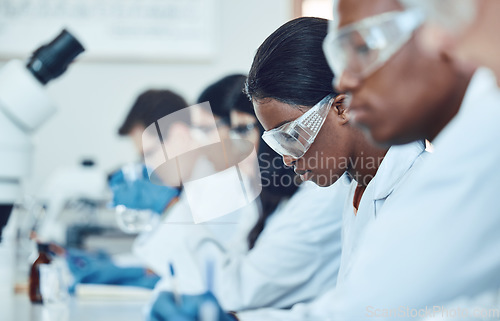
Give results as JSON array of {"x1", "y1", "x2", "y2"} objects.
[{"x1": 0, "y1": 30, "x2": 85, "y2": 241}]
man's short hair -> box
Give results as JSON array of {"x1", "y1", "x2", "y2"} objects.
[{"x1": 118, "y1": 89, "x2": 189, "y2": 136}]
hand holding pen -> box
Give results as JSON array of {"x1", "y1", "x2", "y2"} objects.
[{"x1": 148, "y1": 261, "x2": 237, "y2": 321}]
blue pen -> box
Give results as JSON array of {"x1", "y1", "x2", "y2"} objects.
[
  {"x1": 200, "y1": 259, "x2": 218, "y2": 321},
  {"x1": 169, "y1": 262, "x2": 182, "y2": 305},
  {"x1": 205, "y1": 259, "x2": 214, "y2": 293}
]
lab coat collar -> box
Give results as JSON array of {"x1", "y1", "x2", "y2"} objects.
[
  {"x1": 434, "y1": 68, "x2": 499, "y2": 148},
  {"x1": 461, "y1": 68, "x2": 499, "y2": 113},
  {"x1": 370, "y1": 140, "x2": 426, "y2": 201}
]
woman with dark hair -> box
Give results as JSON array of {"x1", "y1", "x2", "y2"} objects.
[
  {"x1": 231, "y1": 17, "x2": 425, "y2": 320},
  {"x1": 148, "y1": 17, "x2": 426, "y2": 321},
  {"x1": 245, "y1": 17, "x2": 390, "y2": 188}
]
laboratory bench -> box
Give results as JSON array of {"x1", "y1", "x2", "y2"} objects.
[{"x1": 1, "y1": 292, "x2": 152, "y2": 321}]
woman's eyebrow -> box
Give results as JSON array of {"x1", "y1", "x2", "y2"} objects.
[
  {"x1": 270, "y1": 119, "x2": 294, "y2": 130},
  {"x1": 267, "y1": 105, "x2": 307, "y2": 130}
]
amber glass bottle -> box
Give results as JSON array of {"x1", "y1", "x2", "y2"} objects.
[{"x1": 29, "y1": 243, "x2": 52, "y2": 303}]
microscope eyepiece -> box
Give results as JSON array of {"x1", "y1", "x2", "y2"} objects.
[{"x1": 26, "y1": 29, "x2": 85, "y2": 85}]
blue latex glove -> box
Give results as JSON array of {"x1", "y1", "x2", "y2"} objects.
[
  {"x1": 109, "y1": 164, "x2": 179, "y2": 214},
  {"x1": 66, "y1": 248, "x2": 160, "y2": 292},
  {"x1": 148, "y1": 291, "x2": 237, "y2": 321}
]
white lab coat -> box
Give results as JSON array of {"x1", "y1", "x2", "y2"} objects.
[
  {"x1": 237, "y1": 141, "x2": 427, "y2": 321},
  {"x1": 321, "y1": 68, "x2": 500, "y2": 320},
  {"x1": 424, "y1": 288, "x2": 500, "y2": 321},
  {"x1": 337, "y1": 140, "x2": 426, "y2": 285},
  {"x1": 138, "y1": 176, "x2": 351, "y2": 311},
  {"x1": 133, "y1": 157, "x2": 254, "y2": 277}
]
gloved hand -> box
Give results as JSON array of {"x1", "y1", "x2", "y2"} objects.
[
  {"x1": 66, "y1": 248, "x2": 160, "y2": 292},
  {"x1": 109, "y1": 164, "x2": 179, "y2": 214},
  {"x1": 148, "y1": 291, "x2": 237, "y2": 321}
]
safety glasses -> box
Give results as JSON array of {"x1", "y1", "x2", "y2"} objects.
[
  {"x1": 323, "y1": 9, "x2": 424, "y2": 87},
  {"x1": 262, "y1": 94, "x2": 335, "y2": 158},
  {"x1": 229, "y1": 122, "x2": 258, "y2": 139}
]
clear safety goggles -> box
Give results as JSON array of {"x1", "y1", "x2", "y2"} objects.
[
  {"x1": 262, "y1": 94, "x2": 335, "y2": 159},
  {"x1": 323, "y1": 9, "x2": 425, "y2": 87}
]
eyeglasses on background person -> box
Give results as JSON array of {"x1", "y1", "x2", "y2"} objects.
[{"x1": 229, "y1": 122, "x2": 258, "y2": 139}]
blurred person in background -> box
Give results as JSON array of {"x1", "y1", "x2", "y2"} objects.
[
  {"x1": 127, "y1": 84, "x2": 246, "y2": 279},
  {"x1": 147, "y1": 74, "x2": 352, "y2": 315},
  {"x1": 53, "y1": 90, "x2": 190, "y2": 292},
  {"x1": 111, "y1": 89, "x2": 188, "y2": 229}
]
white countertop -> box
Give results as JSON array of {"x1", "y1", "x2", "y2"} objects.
[{"x1": 1, "y1": 293, "x2": 151, "y2": 321}]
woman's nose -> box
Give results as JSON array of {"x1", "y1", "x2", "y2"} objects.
[{"x1": 282, "y1": 155, "x2": 297, "y2": 167}]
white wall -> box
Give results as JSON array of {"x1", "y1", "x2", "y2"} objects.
[{"x1": 0, "y1": 0, "x2": 293, "y2": 195}]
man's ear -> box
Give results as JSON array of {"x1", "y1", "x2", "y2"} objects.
[
  {"x1": 425, "y1": 25, "x2": 478, "y2": 73},
  {"x1": 416, "y1": 23, "x2": 475, "y2": 73},
  {"x1": 332, "y1": 94, "x2": 350, "y2": 125},
  {"x1": 418, "y1": 24, "x2": 453, "y2": 53}
]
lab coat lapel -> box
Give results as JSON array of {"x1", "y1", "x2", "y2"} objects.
[{"x1": 370, "y1": 140, "x2": 427, "y2": 204}]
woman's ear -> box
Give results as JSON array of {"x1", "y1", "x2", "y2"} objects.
[{"x1": 332, "y1": 94, "x2": 350, "y2": 125}]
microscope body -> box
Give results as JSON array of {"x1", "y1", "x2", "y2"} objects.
[
  {"x1": 0, "y1": 59, "x2": 57, "y2": 205},
  {"x1": 0, "y1": 29, "x2": 84, "y2": 239}
]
